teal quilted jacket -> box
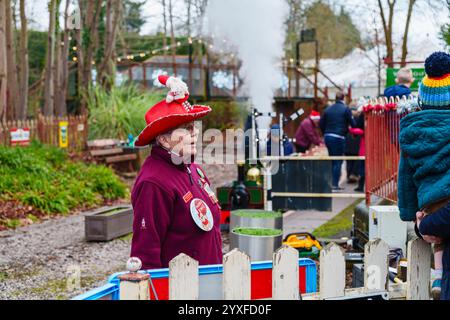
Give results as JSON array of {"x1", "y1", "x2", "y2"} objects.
[{"x1": 398, "y1": 109, "x2": 450, "y2": 221}]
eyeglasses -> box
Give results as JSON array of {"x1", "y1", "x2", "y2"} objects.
[{"x1": 178, "y1": 122, "x2": 196, "y2": 132}]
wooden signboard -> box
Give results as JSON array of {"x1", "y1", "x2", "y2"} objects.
[{"x1": 10, "y1": 128, "x2": 30, "y2": 146}]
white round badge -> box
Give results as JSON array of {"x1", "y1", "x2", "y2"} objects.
[{"x1": 190, "y1": 198, "x2": 214, "y2": 231}]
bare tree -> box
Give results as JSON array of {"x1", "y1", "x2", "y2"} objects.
[
  {"x1": 5, "y1": 0, "x2": 19, "y2": 120},
  {"x1": 55, "y1": 0, "x2": 71, "y2": 117},
  {"x1": 400, "y1": 0, "x2": 416, "y2": 67},
  {"x1": 377, "y1": 0, "x2": 395, "y2": 67},
  {"x1": 168, "y1": 0, "x2": 177, "y2": 74},
  {"x1": 193, "y1": 0, "x2": 208, "y2": 21},
  {"x1": 16, "y1": 0, "x2": 29, "y2": 119},
  {"x1": 97, "y1": 0, "x2": 123, "y2": 88},
  {"x1": 0, "y1": 0, "x2": 7, "y2": 121},
  {"x1": 185, "y1": 0, "x2": 192, "y2": 37},
  {"x1": 193, "y1": 0, "x2": 208, "y2": 35},
  {"x1": 76, "y1": 0, "x2": 103, "y2": 114},
  {"x1": 160, "y1": 0, "x2": 168, "y2": 53},
  {"x1": 43, "y1": 0, "x2": 57, "y2": 116},
  {"x1": 191, "y1": 0, "x2": 208, "y2": 63}
]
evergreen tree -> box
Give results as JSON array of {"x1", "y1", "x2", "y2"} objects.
[
  {"x1": 123, "y1": 0, "x2": 146, "y2": 34},
  {"x1": 302, "y1": 2, "x2": 361, "y2": 60},
  {"x1": 440, "y1": 2, "x2": 450, "y2": 47}
]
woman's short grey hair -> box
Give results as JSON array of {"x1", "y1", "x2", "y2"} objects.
[{"x1": 155, "y1": 131, "x2": 174, "y2": 146}]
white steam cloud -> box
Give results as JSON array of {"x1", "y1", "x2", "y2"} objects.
[{"x1": 205, "y1": 0, "x2": 289, "y2": 129}]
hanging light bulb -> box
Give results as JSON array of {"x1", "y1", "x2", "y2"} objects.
[
  {"x1": 72, "y1": 56, "x2": 78, "y2": 62},
  {"x1": 72, "y1": 46, "x2": 77, "y2": 51},
  {"x1": 139, "y1": 53, "x2": 146, "y2": 57},
  {"x1": 117, "y1": 58, "x2": 122, "y2": 62},
  {"x1": 188, "y1": 37, "x2": 193, "y2": 44}
]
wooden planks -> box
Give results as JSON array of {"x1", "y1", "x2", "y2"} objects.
[
  {"x1": 223, "y1": 249, "x2": 251, "y2": 300},
  {"x1": 105, "y1": 153, "x2": 137, "y2": 164},
  {"x1": 90, "y1": 147, "x2": 123, "y2": 157},
  {"x1": 169, "y1": 254, "x2": 199, "y2": 300},
  {"x1": 119, "y1": 238, "x2": 431, "y2": 301}
]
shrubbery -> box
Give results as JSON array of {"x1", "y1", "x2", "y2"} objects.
[
  {"x1": 87, "y1": 84, "x2": 248, "y2": 139},
  {"x1": 87, "y1": 84, "x2": 164, "y2": 140},
  {"x1": 0, "y1": 141, "x2": 128, "y2": 215}
]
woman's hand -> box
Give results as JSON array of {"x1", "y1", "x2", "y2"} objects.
[{"x1": 416, "y1": 211, "x2": 444, "y2": 244}]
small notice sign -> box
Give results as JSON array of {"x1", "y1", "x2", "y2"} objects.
[
  {"x1": 10, "y1": 128, "x2": 30, "y2": 146},
  {"x1": 59, "y1": 121, "x2": 69, "y2": 148}
]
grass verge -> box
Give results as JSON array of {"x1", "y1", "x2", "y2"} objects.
[{"x1": 312, "y1": 199, "x2": 363, "y2": 238}]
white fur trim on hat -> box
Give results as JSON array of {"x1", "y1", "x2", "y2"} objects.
[{"x1": 163, "y1": 76, "x2": 189, "y2": 103}]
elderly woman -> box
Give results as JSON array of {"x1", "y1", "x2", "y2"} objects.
[{"x1": 130, "y1": 75, "x2": 222, "y2": 270}]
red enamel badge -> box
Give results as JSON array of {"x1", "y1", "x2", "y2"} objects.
[{"x1": 183, "y1": 191, "x2": 193, "y2": 203}]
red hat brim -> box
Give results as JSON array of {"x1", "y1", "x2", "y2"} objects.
[{"x1": 134, "y1": 105, "x2": 211, "y2": 147}]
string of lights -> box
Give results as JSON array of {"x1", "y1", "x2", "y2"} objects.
[{"x1": 67, "y1": 36, "x2": 225, "y2": 65}]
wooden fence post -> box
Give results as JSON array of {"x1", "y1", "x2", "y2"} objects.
[
  {"x1": 364, "y1": 238, "x2": 389, "y2": 293},
  {"x1": 407, "y1": 238, "x2": 431, "y2": 300},
  {"x1": 319, "y1": 242, "x2": 345, "y2": 299},
  {"x1": 169, "y1": 253, "x2": 199, "y2": 300},
  {"x1": 117, "y1": 258, "x2": 150, "y2": 300},
  {"x1": 223, "y1": 248, "x2": 251, "y2": 300},
  {"x1": 272, "y1": 245, "x2": 299, "y2": 300}
]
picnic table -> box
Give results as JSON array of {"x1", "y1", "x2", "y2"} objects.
[{"x1": 87, "y1": 139, "x2": 150, "y2": 173}]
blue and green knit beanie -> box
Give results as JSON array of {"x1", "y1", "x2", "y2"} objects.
[{"x1": 418, "y1": 51, "x2": 450, "y2": 109}]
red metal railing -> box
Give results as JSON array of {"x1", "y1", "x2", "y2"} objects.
[{"x1": 364, "y1": 103, "x2": 409, "y2": 205}]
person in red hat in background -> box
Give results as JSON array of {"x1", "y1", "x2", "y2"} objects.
[
  {"x1": 130, "y1": 75, "x2": 222, "y2": 269},
  {"x1": 294, "y1": 110, "x2": 323, "y2": 153}
]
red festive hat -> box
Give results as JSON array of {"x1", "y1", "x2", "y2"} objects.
[
  {"x1": 134, "y1": 75, "x2": 211, "y2": 147},
  {"x1": 310, "y1": 110, "x2": 321, "y2": 120}
]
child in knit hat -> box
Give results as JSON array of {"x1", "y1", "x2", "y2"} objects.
[{"x1": 397, "y1": 51, "x2": 450, "y2": 300}]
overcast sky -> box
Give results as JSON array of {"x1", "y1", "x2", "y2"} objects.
[{"x1": 26, "y1": 0, "x2": 449, "y2": 51}]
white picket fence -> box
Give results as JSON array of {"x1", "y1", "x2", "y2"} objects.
[{"x1": 118, "y1": 238, "x2": 432, "y2": 300}]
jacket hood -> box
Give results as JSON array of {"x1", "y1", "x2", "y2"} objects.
[{"x1": 400, "y1": 110, "x2": 450, "y2": 157}]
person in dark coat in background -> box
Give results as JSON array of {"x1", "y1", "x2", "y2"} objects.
[
  {"x1": 266, "y1": 124, "x2": 294, "y2": 156},
  {"x1": 344, "y1": 106, "x2": 361, "y2": 183},
  {"x1": 397, "y1": 52, "x2": 450, "y2": 300},
  {"x1": 384, "y1": 67, "x2": 414, "y2": 149},
  {"x1": 294, "y1": 110, "x2": 323, "y2": 153},
  {"x1": 349, "y1": 110, "x2": 365, "y2": 192},
  {"x1": 384, "y1": 67, "x2": 414, "y2": 99},
  {"x1": 320, "y1": 91, "x2": 356, "y2": 191},
  {"x1": 130, "y1": 75, "x2": 222, "y2": 270}
]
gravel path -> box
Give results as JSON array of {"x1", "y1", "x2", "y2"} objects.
[
  {"x1": 0, "y1": 211, "x2": 131, "y2": 300},
  {"x1": 0, "y1": 163, "x2": 235, "y2": 300}
]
